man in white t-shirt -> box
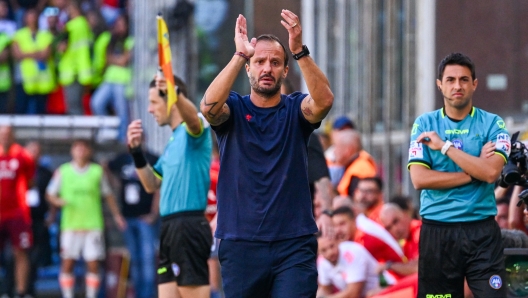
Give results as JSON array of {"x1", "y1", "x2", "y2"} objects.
[{"x1": 317, "y1": 236, "x2": 379, "y2": 298}]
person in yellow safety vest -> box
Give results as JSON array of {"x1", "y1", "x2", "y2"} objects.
[
  {"x1": 58, "y1": 0, "x2": 93, "y2": 115},
  {"x1": 0, "y1": 32, "x2": 12, "y2": 113},
  {"x1": 12, "y1": 8, "x2": 56, "y2": 115},
  {"x1": 90, "y1": 13, "x2": 132, "y2": 143}
]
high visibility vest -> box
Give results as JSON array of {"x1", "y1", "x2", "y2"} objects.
[
  {"x1": 103, "y1": 36, "x2": 134, "y2": 85},
  {"x1": 58, "y1": 16, "x2": 93, "y2": 86},
  {"x1": 0, "y1": 33, "x2": 11, "y2": 92},
  {"x1": 13, "y1": 27, "x2": 56, "y2": 95},
  {"x1": 92, "y1": 31, "x2": 111, "y2": 87},
  {"x1": 336, "y1": 150, "x2": 378, "y2": 196}
]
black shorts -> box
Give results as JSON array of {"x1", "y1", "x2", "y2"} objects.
[
  {"x1": 157, "y1": 211, "x2": 212, "y2": 286},
  {"x1": 418, "y1": 216, "x2": 506, "y2": 298}
]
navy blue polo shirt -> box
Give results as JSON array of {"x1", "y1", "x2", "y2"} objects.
[{"x1": 212, "y1": 91, "x2": 319, "y2": 241}]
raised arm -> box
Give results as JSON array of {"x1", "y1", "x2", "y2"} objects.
[
  {"x1": 280, "y1": 10, "x2": 334, "y2": 123},
  {"x1": 156, "y1": 76, "x2": 202, "y2": 135},
  {"x1": 200, "y1": 14, "x2": 256, "y2": 126}
]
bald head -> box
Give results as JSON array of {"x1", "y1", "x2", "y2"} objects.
[
  {"x1": 333, "y1": 129, "x2": 362, "y2": 166},
  {"x1": 380, "y1": 203, "x2": 410, "y2": 240}
]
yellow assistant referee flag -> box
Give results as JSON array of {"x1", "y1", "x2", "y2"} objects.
[{"x1": 157, "y1": 14, "x2": 177, "y2": 115}]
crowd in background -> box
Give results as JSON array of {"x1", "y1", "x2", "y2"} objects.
[
  {"x1": 0, "y1": 0, "x2": 131, "y2": 143},
  {"x1": 1, "y1": 112, "x2": 527, "y2": 297}
]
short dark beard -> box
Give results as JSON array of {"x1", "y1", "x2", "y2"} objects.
[{"x1": 249, "y1": 75, "x2": 283, "y2": 98}]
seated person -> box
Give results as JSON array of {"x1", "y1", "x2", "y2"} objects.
[
  {"x1": 379, "y1": 203, "x2": 421, "y2": 276},
  {"x1": 317, "y1": 235, "x2": 379, "y2": 298},
  {"x1": 332, "y1": 206, "x2": 405, "y2": 283}
]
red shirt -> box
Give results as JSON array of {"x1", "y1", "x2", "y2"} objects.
[
  {"x1": 0, "y1": 143, "x2": 35, "y2": 222},
  {"x1": 205, "y1": 157, "x2": 219, "y2": 222},
  {"x1": 402, "y1": 219, "x2": 422, "y2": 261}
]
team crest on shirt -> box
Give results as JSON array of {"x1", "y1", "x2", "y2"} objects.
[
  {"x1": 496, "y1": 133, "x2": 511, "y2": 155},
  {"x1": 408, "y1": 141, "x2": 423, "y2": 159},
  {"x1": 171, "y1": 263, "x2": 180, "y2": 276},
  {"x1": 489, "y1": 275, "x2": 502, "y2": 289},
  {"x1": 452, "y1": 139, "x2": 463, "y2": 150}
]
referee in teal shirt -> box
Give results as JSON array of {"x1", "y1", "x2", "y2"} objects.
[{"x1": 408, "y1": 53, "x2": 509, "y2": 298}]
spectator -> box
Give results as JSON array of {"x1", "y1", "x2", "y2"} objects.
[
  {"x1": 317, "y1": 235, "x2": 380, "y2": 298},
  {"x1": 99, "y1": 0, "x2": 125, "y2": 27},
  {"x1": 0, "y1": 126, "x2": 35, "y2": 298},
  {"x1": 58, "y1": 0, "x2": 93, "y2": 115},
  {"x1": 0, "y1": 0, "x2": 16, "y2": 38},
  {"x1": 9, "y1": 0, "x2": 46, "y2": 28},
  {"x1": 107, "y1": 146, "x2": 159, "y2": 298},
  {"x1": 0, "y1": 31, "x2": 11, "y2": 113},
  {"x1": 90, "y1": 13, "x2": 132, "y2": 143},
  {"x1": 88, "y1": 8, "x2": 108, "y2": 89},
  {"x1": 354, "y1": 177, "x2": 384, "y2": 223},
  {"x1": 389, "y1": 194, "x2": 420, "y2": 220},
  {"x1": 332, "y1": 206, "x2": 405, "y2": 284},
  {"x1": 12, "y1": 8, "x2": 56, "y2": 114},
  {"x1": 46, "y1": 139, "x2": 126, "y2": 298},
  {"x1": 507, "y1": 185, "x2": 528, "y2": 234},
  {"x1": 43, "y1": 6, "x2": 67, "y2": 115},
  {"x1": 333, "y1": 129, "x2": 377, "y2": 195},
  {"x1": 379, "y1": 203, "x2": 421, "y2": 276},
  {"x1": 324, "y1": 115, "x2": 356, "y2": 163},
  {"x1": 38, "y1": 0, "x2": 69, "y2": 31},
  {"x1": 495, "y1": 197, "x2": 510, "y2": 230},
  {"x1": 24, "y1": 141, "x2": 54, "y2": 297}
]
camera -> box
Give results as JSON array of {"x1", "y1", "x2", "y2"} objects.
[{"x1": 497, "y1": 131, "x2": 528, "y2": 207}]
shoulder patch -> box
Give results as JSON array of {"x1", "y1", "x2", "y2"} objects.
[
  {"x1": 496, "y1": 120, "x2": 506, "y2": 129},
  {"x1": 409, "y1": 141, "x2": 424, "y2": 159},
  {"x1": 411, "y1": 123, "x2": 419, "y2": 136},
  {"x1": 496, "y1": 133, "x2": 511, "y2": 156}
]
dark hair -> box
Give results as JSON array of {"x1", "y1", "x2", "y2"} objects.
[
  {"x1": 359, "y1": 176, "x2": 383, "y2": 191},
  {"x1": 438, "y1": 52, "x2": 476, "y2": 81},
  {"x1": 496, "y1": 197, "x2": 510, "y2": 207},
  {"x1": 149, "y1": 75, "x2": 188, "y2": 98},
  {"x1": 255, "y1": 34, "x2": 289, "y2": 67},
  {"x1": 332, "y1": 206, "x2": 355, "y2": 219},
  {"x1": 72, "y1": 139, "x2": 92, "y2": 148}
]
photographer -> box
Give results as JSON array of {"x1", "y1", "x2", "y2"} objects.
[{"x1": 408, "y1": 53, "x2": 510, "y2": 297}]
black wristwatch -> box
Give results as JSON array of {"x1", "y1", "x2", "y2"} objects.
[
  {"x1": 292, "y1": 45, "x2": 310, "y2": 60},
  {"x1": 322, "y1": 209, "x2": 333, "y2": 217}
]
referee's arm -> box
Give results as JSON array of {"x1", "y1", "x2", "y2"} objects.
[
  {"x1": 444, "y1": 145, "x2": 504, "y2": 183},
  {"x1": 127, "y1": 119, "x2": 161, "y2": 193},
  {"x1": 409, "y1": 164, "x2": 471, "y2": 190}
]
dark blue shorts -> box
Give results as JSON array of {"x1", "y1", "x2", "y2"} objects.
[{"x1": 218, "y1": 234, "x2": 317, "y2": 298}]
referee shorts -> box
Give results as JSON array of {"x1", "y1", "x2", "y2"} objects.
[
  {"x1": 157, "y1": 211, "x2": 212, "y2": 286},
  {"x1": 418, "y1": 216, "x2": 506, "y2": 298}
]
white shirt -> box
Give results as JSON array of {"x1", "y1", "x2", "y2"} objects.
[{"x1": 318, "y1": 241, "x2": 380, "y2": 297}]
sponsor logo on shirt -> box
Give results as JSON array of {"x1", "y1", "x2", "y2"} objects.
[{"x1": 445, "y1": 129, "x2": 469, "y2": 135}]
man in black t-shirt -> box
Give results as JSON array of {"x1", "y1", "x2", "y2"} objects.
[{"x1": 107, "y1": 149, "x2": 159, "y2": 298}]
